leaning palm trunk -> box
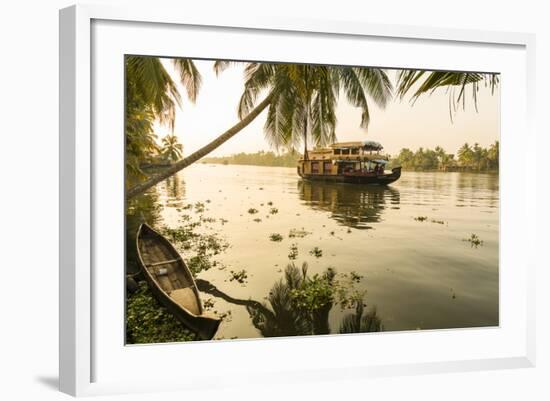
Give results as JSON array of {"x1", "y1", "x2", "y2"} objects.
[{"x1": 127, "y1": 93, "x2": 273, "y2": 199}]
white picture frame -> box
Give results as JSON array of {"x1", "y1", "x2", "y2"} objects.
[{"x1": 59, "y1": 4, "x2": 536, "y2": 397}]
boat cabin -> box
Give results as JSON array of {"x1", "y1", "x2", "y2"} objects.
[{"x1": 298, "y1": 140, "x2": 389, "y2": 177}]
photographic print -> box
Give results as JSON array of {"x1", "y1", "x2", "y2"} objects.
[{"x1": 125, "y1": 56, "x2": 499, "y2": 344}]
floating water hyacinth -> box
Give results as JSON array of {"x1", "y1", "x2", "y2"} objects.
[{"x1": 269, "y1": 233, "x2": 283, "y2": 242}]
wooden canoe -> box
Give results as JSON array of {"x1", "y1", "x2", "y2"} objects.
[{"x1": 136, "y1": 223, "x2": 221, "y2": 340}]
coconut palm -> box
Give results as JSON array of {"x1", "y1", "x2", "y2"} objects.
[
  {"x1": 396, "y1": 70, "x2": 499, "y2": 119},
  {"x1": 127, "y1": 61, "x2": 393, "y2": 198},
  {"x1": 457, "y1": 143, "x2": 474, "y2": 167},
  {"x1": 161, "y1": 134, "x2": 184, "y2": 162},
  {"x1": 216, "y1": 62, "x2": 392, "y2": 159},
  {"x1": 487, "y1": 140, "x2": 499, "y2": 169},
  {"x1": 125, "y1": 56, "x2": 201, "y2": 183}
]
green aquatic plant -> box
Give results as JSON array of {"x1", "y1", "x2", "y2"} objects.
[
  {"x1": 270, "y1": 233, "x2": 284, "y2": 242},
  {"x1": 229, "y1": 269, "x2": 249, "y2": 284},
  {"x1": 288, "y1": 228, "x2": 310, "y2": 238},
  {"x1": 203, "y1": 298, "x2": 216, "y2": 310},
  {"x1": 126, "y1": 282, "x2": 196, "y2": 344},
  {"x1": 414, "y1": 216, "x2": 428, "y2": 222},
  {"x1": 288, "y1": 243, "x2": 299, "y2": 260},
  {"x1": 248, "y1": 208, "x2": 259, "y2": 214},
  {"x1": 160, "y1": 220, "x2": 228, "y2": 275},
  {"x1": 187, "y1": 255, "x2": 212, "y2": 274},
  {"x1": 464, "y1": 233, "x2": 483, "y2": 247},
  {"x1": 309, "y1": 247, "x2": 323, "y2": 258},
  {"x1": 349, "y1": 271, "x2": 363, "y2": 283},
  {"x1": 194, "y1": 201, "x2": 206, "y2": 213},
  {"x1": 431, "y1": 219, "x2": 445, "y2": 225},
  {"x1": 253, "y1": 218, "x2": 262, "y2": 223},
  {"x1": 246, "y1": 263, "x2": 373, "y2": 337},
  {"x1": 269, "y1": 207, "x2": 279, "y2": 215}
]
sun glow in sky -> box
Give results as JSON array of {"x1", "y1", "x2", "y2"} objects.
[{"x1": 154, "y1": 59, "x2": 500, "y2": 157}]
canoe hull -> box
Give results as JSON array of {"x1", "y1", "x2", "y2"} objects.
[{"x1": 136, "y1": 223, "x2": 221, "y2": 340}]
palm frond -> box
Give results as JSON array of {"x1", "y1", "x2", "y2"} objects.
[{"x1": 172, "y1": 58, "x2": 202, "y2": 102}]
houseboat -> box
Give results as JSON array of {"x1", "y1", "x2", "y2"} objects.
[{"x1": 297, "y1": 140, "x2": 401, "y2": 185}]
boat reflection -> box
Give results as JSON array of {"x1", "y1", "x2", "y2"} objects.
[{"x1": 298, "y1": 180, "x2": 400, "y2": 229}]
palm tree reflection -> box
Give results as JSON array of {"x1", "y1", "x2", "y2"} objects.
[
  {"x1": 126, "y1": 189, "x2": 163, "y2": 275},
  {"x1": 163, "y1": 175, "x2": 186, "y2": 208},
  {"x1": 339, "y1": 303, "x2": 383, "y2": 334},
  {"x1": 197, "y1": 263, "x2": 382, "y2": 337},
  {"x1": 298, "y1": 180, "x2": 400, "y2": 229}
]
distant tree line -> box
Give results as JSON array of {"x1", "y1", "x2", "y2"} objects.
[
  {"x1": 390, "y1": 141, "x2": 499, "y2": 171},
  {"x1": 202, "y1": 150, "x2": 301, "y2": 167}
]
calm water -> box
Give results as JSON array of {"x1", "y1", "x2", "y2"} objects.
[{"x1": 128, "y1": 163, "x2": 499, "y2": 339}]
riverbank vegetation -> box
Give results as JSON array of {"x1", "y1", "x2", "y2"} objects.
[
  {"x1": 126, "y1": 282, "x2": 197, "y2": 344},
  {"x1": 125, "y1": 56, "x2": 499, "y2": 197},
  {"x1": 246, "y1": 262, "x2": 381, "y2": 337},
  {"x1": 390, "y1": 141, "x2": 499, "y2": 172},
  {"x1": 202, "y1": 150, "x2": 300, "y2": 167}
]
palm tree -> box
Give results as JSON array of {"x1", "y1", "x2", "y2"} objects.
[
  {"x1": 396, "y1": 70, "x2": 499, "y2": 119},
  {"x1": 127, "y1": 61, "x2": 392, "y2": 198},
  {"x1": 161, "y1": 134, "x2": 183, "y2": 162},
  {"x1": 125, "y1": 56, "x2": 201, "y2": 183},
  {"x1": 457, "y1": 143, "x2": 474, "y2": 167},
  {"x1": 487, "y1": 140, "x2": 499, "y2": 169}
]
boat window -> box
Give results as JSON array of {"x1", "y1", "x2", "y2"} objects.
[
  {"x1": 351, "y1": 148, "x2": 359, "y2": 155},
  {"x1": 342, "y1": 149, "x2": 350, "y2": 155},
  {"x1": 334, "y1": 148, "x2": 341, "y2": 155},
  {"x1": 323, "y1": 161, "x2": 332, "y2": 174},
  {"x1": 311, "y1": 161, "x2": 320, "y2": 174}
]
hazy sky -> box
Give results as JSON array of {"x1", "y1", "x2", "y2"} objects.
[{"x1": 153, "y1": 59, "x2": 499, "y2": 157}]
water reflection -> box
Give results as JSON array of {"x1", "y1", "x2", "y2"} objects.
[
  {"x1": 162, "y1": 175, "x2": 186, "y2": 208},
  {"x1": 198, "y1": 263, "x2": 382, "y2": 337},
  {"x1": 298, "y1": 180, "x2": 400, "y2": 229},
  {"x1": 339, "y1": 304, "x2": 383, "y2": 334},
  {"x1": 126, "y1": 189, "x2": 163, "y2": 275}
]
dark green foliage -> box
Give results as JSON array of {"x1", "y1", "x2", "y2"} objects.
[
  {"x1": 125, "y1": 56, "x2": 201, "y2": 184},
  {"x1": 464, "y1": 233, "x2": 483, "y2": 247},
  {"x1": 203, "y1": 150, "x2": 301, "y2": 167},
  {"x1": 229, "y1": 269, "x2": 248, "y2": 284},
  {"x1": 246, "y1": 263, "x2": 377, "y2": 337},
  {"x1": 269, "y1": 233, "x2": 284, "y2": 242},
  {"x1": 390, "y1": 142, "x2": 499, "y2": 171},
  {"x1": 309, "y1": 247, "x2": 323, "y2": 258},
  {"x1": 126, "y1": 282, "x2": 196, "y2": 344},
  {"x1": 160, "y1": 220, "x2": 228, "y2": 275}
]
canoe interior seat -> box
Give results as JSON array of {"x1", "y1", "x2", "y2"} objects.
[
  {"x1": 147, "y1": 258, "x2": 179, "y2": 268},
  {"x1": 170, "y1": 287, "x2": 201, "y2": 315}
]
